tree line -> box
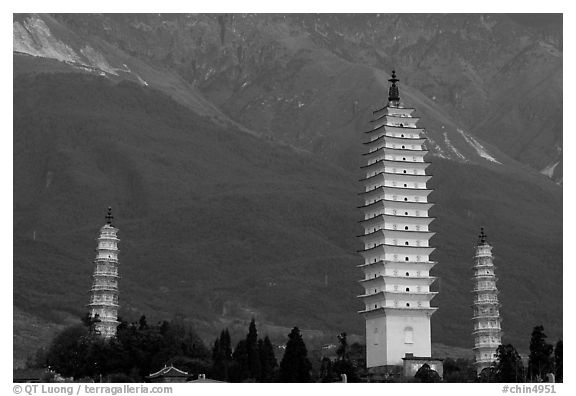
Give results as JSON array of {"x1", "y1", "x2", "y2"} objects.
[
  {"x1": 26, "y1": 316, "x2": 561, "y2": 383},
  {"x1": 27, "y1": 315, "x2": 362, "y2": 382}
]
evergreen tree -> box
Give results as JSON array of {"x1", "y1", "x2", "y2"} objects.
[
  {"x1": 211, "y1": 329, "x2": 233, "y2": 381},
  {"x1": 221, "y1": 329, "x2": 232, "y2": 360},
  {"x1": 414, "y1": 363, "x2": 441, "y2": 383},
  {"x1": 278, "y1": 327, "x2": 312, "y2": 382},
  {"x1": 258, "y1": 336, "x2": 277, "y2": 382},
  {"x1": 494, "y1": 344, "x2": 525, "y2": 382},
  {"x1": 554, "y1": 340, "x2": 562, "y2": 383},
  {"x1": 528, "y1": 325, "x2": 553, "y2": 381},
  {"x1": 232, "y1": 339, "x2": 249, "y2": 382},
  {"x1": 246, "y1": 318, "x2": 262, "y2": 381}
]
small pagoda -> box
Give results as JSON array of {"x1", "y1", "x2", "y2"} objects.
[
  {"x1": 472, "y1": 228, "x2": 502, "y2": 374},
  {"x1": 357, "y1": 71, "x2": 438, "y2": 369},
  {"x1": 87, "y1": 207, "x2": 120, "y2": 338}
]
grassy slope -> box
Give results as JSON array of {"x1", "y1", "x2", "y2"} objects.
[{"x1": 13, "y1": 72, "x2": 561, "y2": 365}]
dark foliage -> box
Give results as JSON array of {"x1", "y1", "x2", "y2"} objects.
[
  {"x1": 528, "y1": 326, "x2": 554, "y2": 381},
  {"x1": 246, "y1": 318, "x2": 262, "y2": 381},
  {"x1": 44, "y1": 316, "x2": 209, "y2": 381},
  {"x1": 258, "y1": 336, "x2": 277, "y2": 382},
  {"x1": 278, "y1": 327, "x2": 312, "y2": 383},
  {"x1": 478, "y1": 367, "x2": 497, "y2": 383},
  {"x1": 332, "y1": 332, "x2": 360, "y2": 382},
  {"x1": 494, "y1": 344, "x2": 525, "y2": 382},
  {"x1": 226, "y1": 319, "x2": 277, "y2": 382},
  {"x1": 414, "y1": 363, "x2": 441, "y2": 383},
  {"x1": 211, "y1": 329, "x2": 233, "y2": 382},
  {"x1": 442, "y1": 357, "x2": 477, "y2": 383},
  {"x1": 554, "y1": 340, "x2": 562, "y2": 383}
]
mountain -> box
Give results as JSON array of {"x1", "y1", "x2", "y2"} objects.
[{"x1": 13, "y1": 14, "x2": 562, "y2": 367}]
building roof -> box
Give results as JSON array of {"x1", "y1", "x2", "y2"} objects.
[
  {"x1": 146, "y1": 365, "x2": 189, "y2": 379},
  {"x1": 187, "y1": 378, "x2": 225, "y2": 383}
]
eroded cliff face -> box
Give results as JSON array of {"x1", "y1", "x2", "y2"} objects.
[{"x1": 15, "y1": 13, "x2": 561, "y2": 181}]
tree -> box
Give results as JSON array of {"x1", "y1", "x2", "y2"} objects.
[
  {"x1": 319, "y1": 357, "x2": 334, "y2": 382},
  {"x1": 258, "y1": 336, "x2": 277, "y2": 382},
  {"x1": 46, "y1": 324, "x2": 90, "y2": 378},
  {"x1": 478, "y1": 366, "x2": 497, "y2": 383},
  {"x1": 414, "y1": 363, "x2": 441, "y2": 383},
  {"x1": 231, "y1": 339, "x2": 248, "y2": 382},
  {"x1": 528, "y1": 325, "x2": 553, "y2": 381},
  {"x1": 246, "y1": 318, "x2": 262, "y2": 381},
  {"x1": 554, "y1": 340, "x2": 562, "y2": 383},
  {"x1": 332, "y1": 332, "x2": 359, "y2": 382},
  {"x1": 442, "y1": 357, "x2": 477, "y2": 383},
  {"x1": 494, "y1": 344, "x2": 525, "y2": 382},
  {"x1": 278, "y1": 327, "x2": 312, "y2": 382},
  {"x1": 212, "y1": 329, "x2": 233, "y2": 381}
]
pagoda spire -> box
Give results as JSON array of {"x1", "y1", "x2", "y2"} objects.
[
  {"x1": 478, "y1": 227, "x2": 487, "y2": 245},
  {"x1": 105, "y1": 206, "x2": 114, "y2": 225},
  {"x1": 388, "y1": 70, "x2": 400, "y2": 106}
]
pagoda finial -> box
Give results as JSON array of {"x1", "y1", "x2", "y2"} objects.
[
  {"x1": 388, "y1": 70, "x2": 400, "y2": 104},
  {"x1": 105, "y1": 206, "x2": 114, "y2": 225},
  {"x1": 478, "y1": 227, "x2": 487, "y2": 245}
]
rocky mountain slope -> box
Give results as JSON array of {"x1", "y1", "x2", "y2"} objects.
[{"x1": 13, "y1": 14, "x2": 562, "y2": 366}]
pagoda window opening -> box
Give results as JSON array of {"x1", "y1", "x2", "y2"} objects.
[
  {"x1": 401, "y1": 134, "x2": 405, "y2": 137},
  {"x1": 406, "y1": 303, "x2": 410, "y2": 307},
  {"x1": 402, "y1": 145, "x2": 405, "y2": 149},
  {"x1": 405, "y1": 257, "x2": 409, "y2": 261},
  {"x1": 403, "y1": 170, "x2": 407, "y2": 173},
  {"x1": 405, "y1": 226, "x2": 409, "y2": 230},
  {"x1": 406, "y1": 287, "x2": 410, "y2": 292},
  {"x1": 406, "y1": 272, "x2": 410, "y2": 276},
  {"x1": 405, "y1": 241, "x2": 409, "y2": 245},
  {"x1": 404, "y1": 184, "x2": 407, "y2": 187},
  {"x1": 403, "y1": 157, "x2": 406, "y2": 161},
  {"x1": 404, "y1": 198, "x2": 408, "y2": 201},
  {"x1": 405, "y1": 212, "x2": 408, "y2": 215}
]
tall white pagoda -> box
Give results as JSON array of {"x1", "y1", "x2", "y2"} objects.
[
  {"x1": 472, "y1": 228, "x2": 502, "y2": 374},
  {"x1": 87, "y1": 207, "x2": 120, "y2": 338},
  {"x1": 358, "y1": 71, "x2": 438, "y2": 368}
]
